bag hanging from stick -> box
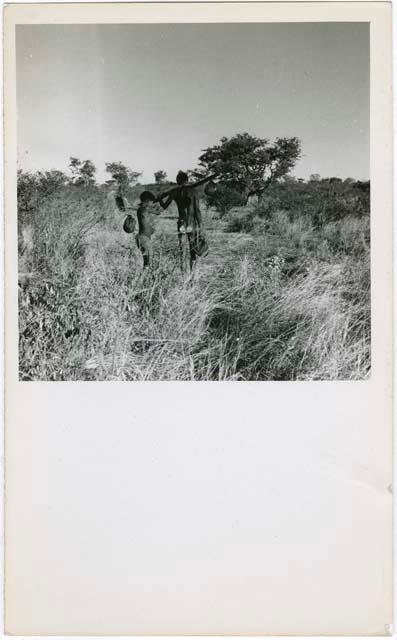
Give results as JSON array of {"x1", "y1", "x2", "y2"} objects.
[
  {"x1": 123, "y1": 214, "x2": 136, "y2": 234},
  {"x1": 193, "y1": 232, "x2": 209, "y2": 257}
]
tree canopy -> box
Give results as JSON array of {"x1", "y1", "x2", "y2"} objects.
[
  {"x1": 105, "y1": 162, "x2": 142, "y2": 191},
  {"x1": 154, "y1": 170, "x2": 167, "y2": 184},
  {"x1": 198, "y1": 133, "x2": 301, "y2": 202},
  {"x1": 69, "y1": 157, "x2": 96, "y2": 186}
]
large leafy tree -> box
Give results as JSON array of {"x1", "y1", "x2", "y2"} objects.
[
  {"x1": 198, "y1": 133, "x2": 301, "y2": 203},
  {"x1": 105, "y1": 161, "x2": 142, "y2": 192}
]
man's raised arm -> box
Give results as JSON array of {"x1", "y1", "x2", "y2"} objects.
[
  {"x1": 157, "y1": 173, "x2": 217, "y2": 202},
  {"x1": 185, "y1": 173, "x2": 217, "y2": 190}
]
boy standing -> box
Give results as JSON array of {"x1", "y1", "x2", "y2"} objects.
[{"x1": 135, "y1": 191, "x2": 162, "y2": 269}]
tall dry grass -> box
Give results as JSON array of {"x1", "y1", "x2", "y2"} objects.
[{"x1": 18, "y1": 187, "x2": 370, "y2": 380}]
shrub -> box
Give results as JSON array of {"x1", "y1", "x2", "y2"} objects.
[
  {"x1": 252, "y1": 179, "x2": 370, "y2": 226},
  {"x1": 225, "y1": 208, "x2": 258, "y2": 233},
  {"x1": 18, "y1": 169, "x2": 68, "y2": 222},
  {"x1": 206, "y1": 184, "x2": 245, "y2": 216},
  {"x1": 320, "y1": 215, "x2": 370, "y2": 256}
]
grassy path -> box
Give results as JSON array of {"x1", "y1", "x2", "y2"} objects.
[{"x1": 155, "y1": 211, "x2": 255, "y2": 280}]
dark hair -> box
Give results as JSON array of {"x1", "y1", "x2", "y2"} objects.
[
  {"x1": 140, "y1": 190, "x2": 156, "y2": 202},
  {"x1": 176, "y1": 171, "x2": 188, "y2": 185}
]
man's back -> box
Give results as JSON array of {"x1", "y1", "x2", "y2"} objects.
[{"x1": 171, "y1": 185, "x2": 202, "y2": 230}]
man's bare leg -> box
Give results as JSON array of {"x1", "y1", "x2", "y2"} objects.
[
  {"x1": 187, "y1": 233, "x2": 197, "y2": 279},
  {"x1": 178, "y1": 233, "x2": 188, "y2": 273}
]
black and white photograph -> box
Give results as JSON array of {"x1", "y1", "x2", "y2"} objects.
[
  {"x1": 17, "y1": 21, "x2": 370, "y2": 381},
  {"x1": 5, "y1": 3, "x2": 393, "y2": 636}
]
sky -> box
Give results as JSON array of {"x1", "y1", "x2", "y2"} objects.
[{"x1": 16, "y1": 23, "x2": 369, "y2": 183}]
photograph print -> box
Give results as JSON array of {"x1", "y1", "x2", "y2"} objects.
[{"x1": 17, "y1": 22, "x2": 370, "y2": 381}]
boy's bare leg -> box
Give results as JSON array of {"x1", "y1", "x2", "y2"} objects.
[
  {"x1": 138, "y1": 236, "x2": 153, "y2": 269},
  {"x1": 147, "y1": 242, "x2": 153, "y2": 268}
]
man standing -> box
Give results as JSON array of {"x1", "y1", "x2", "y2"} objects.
[{"x1": 158, "y1": 171, "x2": 214, "y2": 272}]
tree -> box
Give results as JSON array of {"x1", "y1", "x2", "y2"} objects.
[
  {"x1": 79, "y1": 160, "x2": 96, "y2": 186},
  {"x1": 187, "y1": 168, "x2": 209, "y2": 181},
  {"x1": 69, "y1": 157, "x2": 96, "y2": 186},
  {"x1": 69, "y1": 157, "x2": 82, "y2": 183},
  {"x1": 154, "y1": 170, "x2": 167, "y2": 184},
  {"x1": 198, "y1": 132, "x2": 302, "y2": 204},
  {"x1": 105, "y1": 161, "x2": 142, "y2": 192}
]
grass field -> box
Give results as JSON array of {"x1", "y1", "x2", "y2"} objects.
[{"x1": 18, "y1": 184, "x2": 370, "y2": 381}]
